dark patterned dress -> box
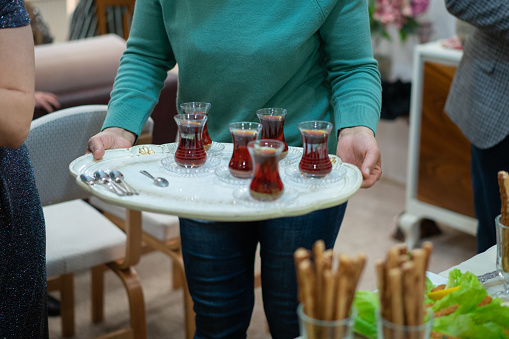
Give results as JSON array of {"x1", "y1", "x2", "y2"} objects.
[{"x1": 0, "y1": 1, "x2": 48, "y2": 337}]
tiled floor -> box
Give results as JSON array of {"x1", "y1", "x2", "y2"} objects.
[{"x1": 48, "y1": 176, "x2": 478, "y2": 338}]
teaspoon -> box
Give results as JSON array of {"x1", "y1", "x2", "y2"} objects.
[
  {"x1": 110, "y1": 170, "x2": 139, "y2": 195},
  {"x1": 94, "y1": 170, "x2": 127, "y2": 196},
  {"x1": 140, "y1": 170, "x2": 169, "y2": 187},
  {"x1": 80, "y1": 174, "x2": 96, "y2": 186}
]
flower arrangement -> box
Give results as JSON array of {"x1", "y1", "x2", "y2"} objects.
[{"x1": 369, "y1": 0, "x2": 430, "y2": 43}]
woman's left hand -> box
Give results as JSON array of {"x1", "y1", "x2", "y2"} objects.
[{"x1": 336, "y1": 126, "x2": 382, "y2": 188}]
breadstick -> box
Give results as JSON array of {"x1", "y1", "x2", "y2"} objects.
[
  {"x1": 402, "y1": 261, "x2": 417, "y2": 327},
  {"x1": 388, "y1": 268, "x2": 404, "y2": 339},
  {"x1": 345, "y1": 254, "x2": 366, "y2": 316},
  {"x1": 375, "y1": 259, "x2": 389, "y2": 321},
  {"x1": 322, "y1": 269, "x2": 335, "y2": 321},
  {"x1": 313, "y1": 240, "x2": 326, "y2": 320},
  {"x1": 422, "y1": 241, "x2": 433, "y2": 270},
  {"x1": 498, "y1": 171, "x2": 509, "y2": 272},
  {"x1": 323, "y1": 249, "x2": 334, "y2": 271},
  {"x1": 298, "y1": 260, "x2": 318, "y2": 339},
  {"x1": 298, "y1": 260, "x2": 316, "y2": 318},
  {"x1": 412, "y1": 249, "x2": 426, "y2": 326},
  {"x1": 387, "y1": 244, "x2": 405, "y2": 271},
  {"x1": 294, "y1": 248, "x2": 311, "y2": 304}
]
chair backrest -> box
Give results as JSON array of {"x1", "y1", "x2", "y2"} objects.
[
  {"x1": 96, "y1": 0, "x2": 135, "y2": 40},
  {"x1": 26, "y1": 105, "x2": 109, "y2": 206},
  {"x1": 26, "y1": 105, "x2": 153, "y2": 206}
]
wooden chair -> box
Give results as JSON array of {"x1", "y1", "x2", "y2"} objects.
[
  {"x1": 26, "y1": 105, "x2": 153, "y2": 338},
  {"x1": 95, "y1": 0, "x2": 135, "y2": 40}
]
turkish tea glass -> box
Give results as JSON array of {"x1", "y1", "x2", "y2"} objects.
[
  {"x1": 228, "y1": 122, "x2": 262, "y2": 179},
  {"x1": 298, "y1": 304, "x2": 357, "y2": 339},
  {"x1": 256, "y1": 108, "x2": 289, "y2": 159},
  {"x1": 494, "y1": 215, "x2": 509, "y2": 301},
  {"x1": 174, "y1": 114, "x2": 207, "y2": 168},
  {"x1": 180, "y1": 102, "x2": 212, "y2": 151},
  {"x1": 247, "y1": 139, "x2": 285, "y2": 201},
  {"x1": 298, "y1": 121, "x2": 333, "y2": 178}
]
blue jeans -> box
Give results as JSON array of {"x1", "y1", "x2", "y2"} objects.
[
  {"x1": 179, "y1": 203, "x2": 347, "y2": 339},
  {"x1": 471, "y1": 134, "x2": 509, "y2": 253}
]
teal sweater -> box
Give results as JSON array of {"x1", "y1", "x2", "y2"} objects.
[{"x1": 103, "y1": 0, "x2": 382, "y2": 152}]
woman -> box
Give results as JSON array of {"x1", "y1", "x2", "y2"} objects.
[
  {"x1": 88, "y1": 0, "x2": 382, "y2": 337},
  {"x1": 0, "y1": 1, "x2": 48, "y2": 337}
]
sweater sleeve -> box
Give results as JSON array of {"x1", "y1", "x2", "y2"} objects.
[
  {"x1": 446, "y1": 0, "x2": 509, "y2": 41},
  {"x1": 102, "y1": 0, "x2": 177, "y2": 136},
  {"x1": 318, "y1": 0, "x2": 382, "y2": 135}
]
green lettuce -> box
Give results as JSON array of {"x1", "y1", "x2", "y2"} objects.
[
  {"x1": 431, "y1": 270, "x2": 487, "y2": 314},
  {"x1": 352, "y1": 290, "x2": 379, "y2": 339},
  {"x1": 430, "y1": 269, "x2": 509, "y2": 338}
]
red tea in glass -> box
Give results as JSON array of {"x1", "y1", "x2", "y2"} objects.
[
  {"x1": 180, "y1": 102, "x2": 212, "y2": 151},
  {"x1": 247, "y1": 140, "x2": 285, "y2": 201},
  {"x1": 228, "y1": 122, "x2": 262, "y2": 179},
  {"x1": 174, "y1": 114, "x2": 207, "y2": 168},
  {"x1": 256, "y1": 108, "x2": 289, "y2": 159},
  {"x1": 298, "y1": 121, "x2": 333, "y2": 178}
]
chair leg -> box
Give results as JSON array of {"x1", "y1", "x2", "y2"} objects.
[
  {"x1": 91, "y1": 265, "x2": 108, "y2": 323},
  {"x1": 107, "y1": 263, "x2": 147, "y2": 339},
  {"x1": 60, "y1": 273, "x2": 75, "y2": 337},
  {"x1": 172, "y1": 260, "x2": 184, "y2": 290}
]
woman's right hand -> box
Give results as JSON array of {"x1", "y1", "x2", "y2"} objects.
[{"x1": 87, "y1": 127, "x2": 136, "y2": 160}]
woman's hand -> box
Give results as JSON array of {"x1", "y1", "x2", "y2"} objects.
[
  {"x1": 34, "y1": 91, "x2": 60, "y2": 113},
  {"x1": 87, "y1": 127, "x2": 136, "y2": 160},
  {"x1": 336, "y1": 126, "x2": 382, "y2": 188}
]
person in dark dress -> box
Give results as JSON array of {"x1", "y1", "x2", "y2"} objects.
[{"x1": 0, "y1": 0, "x2": 48, "y2": 337}]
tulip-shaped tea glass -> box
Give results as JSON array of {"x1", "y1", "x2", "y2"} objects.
[
  {"x1": 256, "y1": 108, "x2": 289, "y2": 159},
  {"x1": 494, "y1": 215, "x2": 509, "y2": 301},
  {"x1": 180, "y1": 102, "x2": 212, "y2": 151},
  {"x1": 298, "y1": 121, "x2": 333, "y2": 178},
  {"x1": 247, "y1": 139, "x2": 285, "y2": 201},
  {"x1": 228, "y1": 122, "x2": 262, "y2": 179},
  {"x1": 298, "y1": 304, "x2": 357, "y2": 339},
  {"x1": 174, "y1": 114, "x2": 207, "y2": 168}
]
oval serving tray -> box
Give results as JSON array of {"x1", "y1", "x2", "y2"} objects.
[{"x1": 69, "y1": 143, "x2": 362, "y2": 222}]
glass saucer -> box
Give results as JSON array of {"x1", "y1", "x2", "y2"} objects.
[
  {"x1": 166, "y1": 142, "x2": 225, "y2": 157},
  {"x1": 215, "y1": 166, "x2": 252, "y2": 186},
  {"x1": 279, "y1": 148, "x2": 302, "y2": 168},
  {"x1": 284, "y1": 162, "x2": 347, "y2": 189},
  {"x1": 233, "y1": 186, "x2": 298, "y2": 208},
  {"x1": 161, "y1": 155, "x2": 221, "y2": 177}
]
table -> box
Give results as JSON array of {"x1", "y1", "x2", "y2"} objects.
[
  {"x1": 69, "y1": 143, "x2": 362, "y2": 222},
  {"x1": 397, "y1": 41, "x2": 478, "y2": 249}
]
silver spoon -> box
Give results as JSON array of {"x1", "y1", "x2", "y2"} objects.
[
  {"x1": 140, "y1": 170, "x2": 169, "y2": 187},
  {"x1": 80, "y1": 174, "x2": 96, "y2": 186},
  {"x1": 94, "y1": 170, "x2": 127, "y2": 196},
  {"x1": 110, "y1": 170, "x2": 139, "y2": 195}
]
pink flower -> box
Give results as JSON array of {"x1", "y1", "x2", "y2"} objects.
[
  {"x1": 371, "y1": 0, "x2": 429, "y2": 30},
  {"x1": 411, "y1": 0, "x2": 430, "y2": 16}
]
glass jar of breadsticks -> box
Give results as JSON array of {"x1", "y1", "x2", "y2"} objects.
[{"x1": 294, "y1": 240, "x2": 366, "y2": 339}]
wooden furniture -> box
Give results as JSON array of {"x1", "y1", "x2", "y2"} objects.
[
  {"x1": 96, "y1": 0, "x2": 135, "y2": 40},
  {"x1": 26, "y1": 105, "x2": 151, "y2": 338},
  {"x1": 398, "y1": 41, "x2": 477, "y2": 249}
]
